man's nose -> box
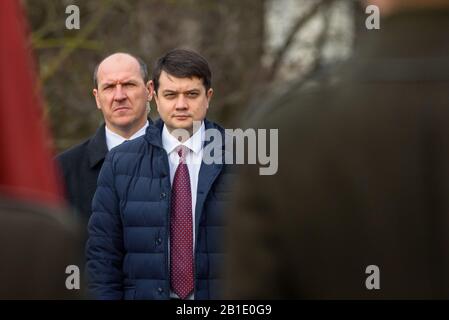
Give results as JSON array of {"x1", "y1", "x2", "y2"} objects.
[
  {"x1": 175, "y1": 94, "x2": 187, "y2": 109},
  {"x1": 113, "y1": 85, "x2": 126, "y2": 101}
]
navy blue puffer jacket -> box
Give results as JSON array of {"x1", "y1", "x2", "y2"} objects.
[{"x1": 86, "y1": 119, "x2": 233, "y2": 299}]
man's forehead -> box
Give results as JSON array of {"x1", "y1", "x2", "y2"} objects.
[
  {"x1": 98, "y1": 54, "x2": 140, "y2": 76},
  {"x1": 159, "y1": 71, "x2": 204, "y2": 90},
  {"x1": 98, "y1": 72, "x2": 141, "y2": 84},
  {"x1": 97, "y1": 64, "x2": 141, "y2": 84},
  {"x1": 99, "y1": 53, "x2": 138, "y2": 68}
]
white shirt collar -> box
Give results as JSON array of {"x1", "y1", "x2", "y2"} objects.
[
  {"x1": 105, "y1": 121, "x2": 149, "y2": 151},
  {"x1": 162, "y1": 122, "x2": 205, "y2": 155}
]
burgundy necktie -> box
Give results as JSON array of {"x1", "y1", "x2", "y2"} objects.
[{"x1": 170, "y1": 145, "x2": 194, "y2": 299}]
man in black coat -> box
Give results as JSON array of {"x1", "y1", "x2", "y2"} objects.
[
  {"x1": 57, "y1": 53, "x2": 153, "y2": 225},
  {"x1": 226, "y1": 0, "x2": 449, "y2": 299}
]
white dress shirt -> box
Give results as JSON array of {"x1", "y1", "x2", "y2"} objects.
[
  {"x1": 162, "y1": 122, "x2": 205, "y2": 300},
  {"x1": 105, "y1": 121, "x2": 149, "y2": 151}
]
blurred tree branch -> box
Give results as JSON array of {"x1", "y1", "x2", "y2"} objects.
[
  {"x1": 31, "y1": 0, "x2": 58, "y2": 41},
  {"x1": 267, "y1": 0, "x2": 328, "y2": 81},
  {"x1": 32, "y1": 38, "x2": 103, "y2": 50},
  {"x1": 302, "y1": 0, "x2": 334, "y2": 81},
  {"x1": 246, "y1": 0, "x2": 336, "y2": 124},
  {"x1": 39, "y1": 0, "x2": 114, "y2": 84}
]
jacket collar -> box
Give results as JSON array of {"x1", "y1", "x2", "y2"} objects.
[
  {"x1": 87, "y1": 118, "x2": 154, "y2": 169},
  {"x1": 87, "y1": 124, "x2": 108, "y2": 169},
  {"x1": 144, "y1": 119, "x2": 165, "y2": 149},
  {"x1": 144, "y1": 118, "x2": 224, "y2": 149}
]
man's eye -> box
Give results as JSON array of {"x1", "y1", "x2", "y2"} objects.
[
  {"x1": 186, "y1": 92, "x2": 199, "y2": 98},
  {"x1": 164, "y1": 93, "x2": 176, "y2": 99}
]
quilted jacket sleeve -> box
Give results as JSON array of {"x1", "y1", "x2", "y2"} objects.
[{"x1": 86, "y1": 152, "x2": 124, "y2": 299}]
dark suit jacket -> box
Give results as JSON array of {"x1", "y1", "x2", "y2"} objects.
[
  {"x1": 226, "y1": 9, "x2": 449, "y2": 299},
  {"x1": 56, "y1": 125, "x2": 109, "y2": 225}
]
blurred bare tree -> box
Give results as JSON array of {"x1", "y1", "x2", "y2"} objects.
[{"x1": 23, "y1": 0, "x2": 356, "y2": 152}]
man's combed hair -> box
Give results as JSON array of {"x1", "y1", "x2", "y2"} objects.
[
  {"x1": 152, "y1": 48, "x2": 212, "y2": 93},
  {"x1": 93, "y1": 53, "x2": 149, "y2": 88}
]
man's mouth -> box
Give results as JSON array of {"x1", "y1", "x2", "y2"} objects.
[
  {"x1": 174, "y1": 114, "x2": 190, "y2": 120},
  {"x1": 114, "y1": 106, "x2": 130, "y2": 112}
]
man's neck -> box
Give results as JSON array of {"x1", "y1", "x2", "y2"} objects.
[
  {"x1": 106, "y1": 121, "x2": 147, "y2": 139},
  {"x1": 167, "y1": 121, "x2": 203, "y2": 143}
]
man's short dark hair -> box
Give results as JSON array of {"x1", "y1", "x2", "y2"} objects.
[
  {"x1": 93, "y1": 53, "x2": 148, "y2": 88},
  {"x1": 152, "y1": 48, "x2": 212, "y2": 94}
]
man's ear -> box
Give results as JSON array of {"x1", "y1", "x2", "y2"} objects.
[
  {"x1": 206, "y1": 88, "x2": 214, "y2": 107},
  {"x1": 147, "y1": 80, "x2": 154, "y2": 102},
  {"x1": 150, "y1": 81, "x2": 159, "y2": 104},
  {"x1": 93, "y1": 88, "x2": 101, "y2": 110}
]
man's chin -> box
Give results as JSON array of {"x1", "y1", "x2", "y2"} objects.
[
  {"x1": 110, "y1": 115, "x2": 136, "y2": 129},
  {"x1": 172, "y1": 119, "x2": 193, "y2": 130}
]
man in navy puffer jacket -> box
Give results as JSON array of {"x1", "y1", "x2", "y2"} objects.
[{"x1": 86, "y1": 49, "x2": 233, "y2": 300}]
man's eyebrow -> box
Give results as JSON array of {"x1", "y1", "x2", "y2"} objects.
[
  {"x1": 101, "y1": 79, "x2": 139, "y2": 87},
  {"x1": 101, "y1": 82, "x2": 114, "y2": 88},
  {"x1": 162, "y1": 88, "x2": 201, "y2": 92},
  {"x1": 122, "y1": 79, "x2": 139, "y2": 84}
]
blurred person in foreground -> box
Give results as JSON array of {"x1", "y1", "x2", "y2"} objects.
[
  {"x1": 0, "y1": 0, "x2": 82, "y2": 299},
  {"x1": 56, "y1": 53, "x2": 153, "y2": 227},
  {"x1": 87, "y1": 49, "x2": 233, "y2": 299},
  {"x1": 226, "y1": 0, "x2": 449, "y2": 299}
]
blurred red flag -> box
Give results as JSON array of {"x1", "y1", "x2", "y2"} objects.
[{"x1": 0, "y1": 0, "x2": 65, "y2": 206}]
